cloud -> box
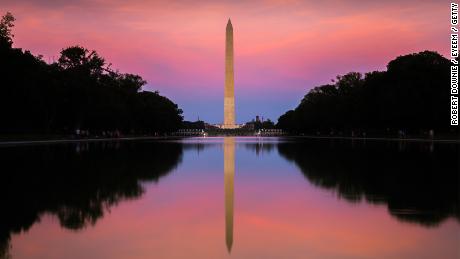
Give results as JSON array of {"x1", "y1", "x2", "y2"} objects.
[{"x1": 0, "y1": 0, "x2": 448, "y2": 122}]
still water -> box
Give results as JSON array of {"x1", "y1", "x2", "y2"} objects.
[{"x1": 0, "y1": 137, "x2": 459, "y2": 259}]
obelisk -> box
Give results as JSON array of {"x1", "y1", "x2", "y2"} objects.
[{"x1": 224, "y1": 19, "x2": 235, "y2": 129}]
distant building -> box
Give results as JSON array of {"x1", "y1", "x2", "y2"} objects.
[{"x1": 214, "y1": 123, "x2": 243, "y2": 129}]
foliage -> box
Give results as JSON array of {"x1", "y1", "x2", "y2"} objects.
[
  {"x1": 0, "y1": 13, "x2": 183, "y2": 135},
  {"x1": 182, "y1": 120, "x2": 205, "y2": 129},
  {"x1": 253, "y1": 119, "x2": 275, "y2": 130},
  {"x1": 0, "y1": 12, "x2": 15, "y2": 47},
  {"x1": 277, "y1": 51, "x2": 455, "y2": 136}
]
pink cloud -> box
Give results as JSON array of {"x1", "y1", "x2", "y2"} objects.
[{"x1": 0, "y1": 0, "x2": 449, "y2": 122}]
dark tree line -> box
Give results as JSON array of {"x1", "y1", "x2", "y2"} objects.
[
  {"x1": 242, "y1": 118, "x2": 275, "y2": 130},
  {"x1": 277, "y1": 51, "x2": 457, "y2": 137},
  {"x1": 252, "y1": 119, "x2": 275, "y2": 130},
  {"x1": 0, "y1": 12, "x2": 183, "y2": 136},
  {"x1": 182, "y1": 120, "x2": 206, "y2": 129}
]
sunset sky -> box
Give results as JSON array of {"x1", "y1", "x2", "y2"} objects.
[{"x1": 1, "y1": 0, "x2": 450, "y2": 123}]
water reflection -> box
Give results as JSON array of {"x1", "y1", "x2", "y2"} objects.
[
  {"x1": 224, "y1": 137, "x2": 235, "y2": 253},
  {"x1": 1, "y1": 137, "x2": 459, "y2": 259},
  {"x1": 243, "y1": 141, "x2": 275, "y2": 155},
  {"x1": 0, "y1": 141, "x2": 183, "y2": 258},
  {"x1": 277, "y1": 138, "x2": 460, "y2": 226}
]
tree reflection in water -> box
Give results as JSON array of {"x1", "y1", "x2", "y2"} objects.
[
  {"x1": 1, "y1": 138, "x2": 458, "y2": 258},
  {"x1": 277, "y1": 138, "x2": 459, "y2": 227},
  {"x1": 0, "y1": 140, "x2": 183, "y2": 258}
]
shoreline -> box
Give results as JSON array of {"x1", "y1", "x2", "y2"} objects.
[
  {"x1": 0, "y1": 134, "x2": 459, "y2": 146},
  {"x1": 283, "y1": 135, "x2": 460, "y2": 143},
  {"x1": 0, "y1": 136, "x2": 180, "y2": 146}
]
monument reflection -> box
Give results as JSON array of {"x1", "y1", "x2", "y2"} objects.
[
  {"x1": 224, "y1": 137, "x2": 235, "y2": 253},
  {"x1": 3, "y1": 138, "x2": 459, "y2": 259}
]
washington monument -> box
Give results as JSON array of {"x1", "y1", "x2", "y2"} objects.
[{"x1": 224, "y1": 19, "x2": 236, "y2": 129}]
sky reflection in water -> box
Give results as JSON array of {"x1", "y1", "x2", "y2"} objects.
[{"x1": 1, "y1": 137, "x2": 459, "y2": 259}]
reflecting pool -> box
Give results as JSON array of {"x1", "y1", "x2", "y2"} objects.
[{"x1": 0, "y1": 137, "x2": 459, "y2": 258}]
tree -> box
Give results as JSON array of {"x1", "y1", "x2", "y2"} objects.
[
  {"x1": 58, "y1": 45, "x2": 105, "y2": 75},
  {"x1": 0, "y1": 12, "x2": 15, "y2": 47},
  {"x1": 261, "y1": 119, "x2": 275, "y2": 129},
  {"x1": 0, "y1": 12, "x2": 183, "y2": 135},
  {"x1": 118, "y1": 73, "x2": 146, "y2": 93},
  {"x1": 277, "y1": 110, "x2": 296, "y2": 131},
  {"x1": 277, "y1": 51, "x2": 455, "y2": 137}
]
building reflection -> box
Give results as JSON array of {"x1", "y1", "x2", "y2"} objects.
[{"x1": 224, "y1": 137, "x2": 235, "y2": 253}]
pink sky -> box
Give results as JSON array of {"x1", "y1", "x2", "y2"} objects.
[{"x1": 0, "y1": 0, "x2": 450, "y2": 123}]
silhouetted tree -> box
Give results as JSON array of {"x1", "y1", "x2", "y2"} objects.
[
  {"x1": 0, "y1": 12, "x2": 14, "y2": 47},
  {"x1": 182, "y1": 120, "x2": 205, "y2": 129},
  {"x1": 0, "y1": 12, "x2": 183, "y2": 136},
  {"x1": 58, "y1": 45, "x2": 105, "y2": 75},
  {"x1": 261, "y1": 119, "x2": 275, "y2": 129},
  {"x1": 277, "y1": 51, "x2": 456, "y2": 137}
]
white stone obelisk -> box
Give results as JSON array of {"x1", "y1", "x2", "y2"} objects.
[{"x1": 224, "y1": 19, "x2": 236, "y2": 129}]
